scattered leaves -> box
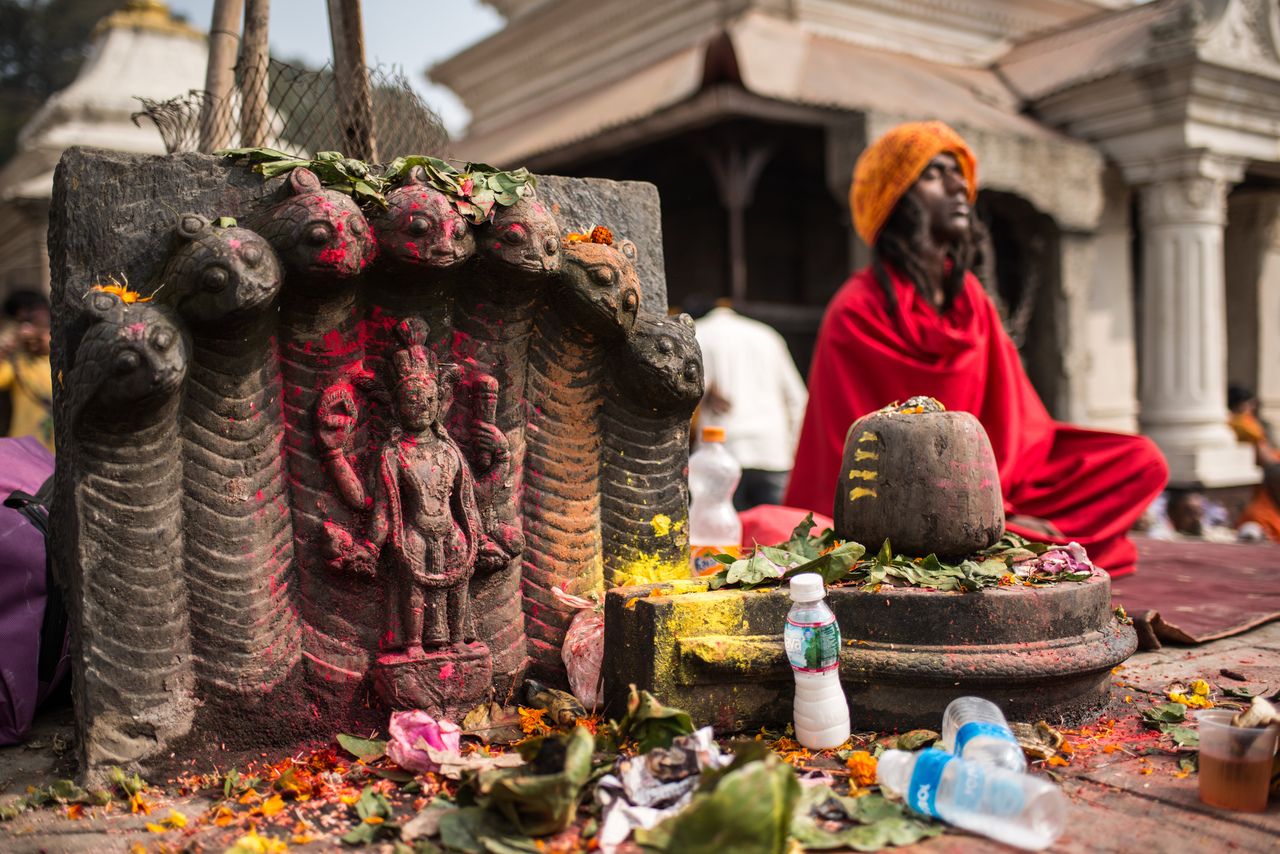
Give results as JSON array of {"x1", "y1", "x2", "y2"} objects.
[
  {"x1": 791, "y1": 786, "x2": 942, "y2": 851},
  {"x1": 335, "y1": 733, "x2": 387, "y2": 762}
]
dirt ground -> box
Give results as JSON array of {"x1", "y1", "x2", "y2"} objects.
[{"x1": 2, "y1": 622, "x2": 1278, "y2": 853}]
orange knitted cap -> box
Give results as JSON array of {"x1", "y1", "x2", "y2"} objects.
[{"x1": 850, "y1": 121, "x2": 978, "y2": 247}]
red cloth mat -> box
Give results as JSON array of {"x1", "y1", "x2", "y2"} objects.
[{"x1": 1112, "y1": 536, "x2": 1280, "y2": 648}]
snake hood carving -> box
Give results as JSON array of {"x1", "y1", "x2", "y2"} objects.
[
  {"x1": 618, "y1": 312, "x2": 703, "y2": 411},
  {"x1": 73, "y1": 290, "x2": 188, "y2": 419},
  {"x1": 557, "y1": 240, "x2": 642, "y2": 339},
  {"x1": 479, "y1": 193, "x2": 561, "y2": 276},
  {"x1": 161, "y1": 214, "x2": 282, "y2": 325},
  {"x1": 372, "y1": 167, "x2": 475, "y2": 270},
  {"x1": 248, "y1": 167, "x2": 376, "y2": 284}
]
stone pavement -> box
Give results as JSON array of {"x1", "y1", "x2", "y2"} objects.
[{"x1": 2, "y1": 622, "x2": 1278, "y2": 853}]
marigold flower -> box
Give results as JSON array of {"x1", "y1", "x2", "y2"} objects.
[
  {"x1": 92, "y1": 282, "x2": 151, "y2": 304},
  {"x1": 845, "y1": 750, "x2": 878, "y2": 787}
]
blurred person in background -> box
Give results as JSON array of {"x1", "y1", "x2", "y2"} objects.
[
  {"x1": 786, "y1": 121, "x2": 1167, "y2": 576},
  {"x1": 0, "y1": 291, "x2": 54, "y2": 452},
  {"x1": 1228, "y1": 385, "x2": 1280, "y2": 541},
  {"x1": 686, "y1": 297, "x2": 808, "y2": 510}
]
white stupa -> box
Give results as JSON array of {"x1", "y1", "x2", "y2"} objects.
[{"x1": 0, "y1": 0, "x2": 208, "y2": 294}]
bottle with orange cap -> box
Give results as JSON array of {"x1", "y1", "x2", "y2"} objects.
[{"x1": 688, "y1": 425, "x2": 743, "y2": 577}]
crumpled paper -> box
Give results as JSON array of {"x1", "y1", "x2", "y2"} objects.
[{"x1": 595, "y1": 726, "x2": 730, "y2": 853}]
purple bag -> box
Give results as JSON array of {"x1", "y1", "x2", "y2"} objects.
[{"x1": 0, "y1": 435, "x2": 60, "y2": 745}]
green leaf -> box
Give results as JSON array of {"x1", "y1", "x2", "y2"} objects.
[
  {"x1": 337, "y1": 733, "x2": 388, "y2": 761},
  {"x1": 1178, "y1": 754, "x2": 1199, "y2": 774},
  {"x1": 1141, "y1": 702, "x2": 1188, "y2": 727},
  {"x1": 355, "y1": 786, "x2": 393, "y2": 821},
  {"x1": 108, "y1": 766, "x2": 145, "y2": 797},
  {"x1": 437, "y1": 806, "x2": 539, "y2": 854},
  {"x1": 46, "y1": 779, "x2": 90, "y2": 803},
  {"x1": 635, "y1": 755, "x2": 800, "y2": 854},
  {"x1": 895, "y1": 730, "x2": 940, "y2": 751},
  {"x1": 472, "y1": 727, "x2": 595, "y2": 837},
  {"x1": 1167, "y1": 726, "x2": 1200, "y2": 747},
  {"x1": 789, "y1": 787, "x2": 941, "y2": 852},
  {"x1": 725, "y1": 551, "x2": 782, "y2": 589},
  {"x1": 616, "y1": 687, "x2": 695, "y2": 753},
  {"x1": 782, "y1": 540, "x2": 867, "y2": 584}
]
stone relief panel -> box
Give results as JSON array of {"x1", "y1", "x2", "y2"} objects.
[{"x1": 48, "y1": 149, "x2": 698, "y2": 776}]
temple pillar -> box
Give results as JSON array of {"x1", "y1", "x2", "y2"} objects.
[
  {"x1": 1130, "y1": 152, "x2": 1259, "y2": 487},
  {"x1": 1224, "y1": 191, "x2": 1280, "y2": 430}
]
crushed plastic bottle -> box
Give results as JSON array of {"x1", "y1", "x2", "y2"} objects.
[
  {"x1": 878, "y1": 748, "x2": 1067, "y2": 851},
  {"x1": 941, "y1": 696, "x2": 1027, "y2": 771}
]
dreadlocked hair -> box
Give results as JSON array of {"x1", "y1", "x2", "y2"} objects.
[{"x1": 871, "y1": 192, "x2": 984, "y2": 315}]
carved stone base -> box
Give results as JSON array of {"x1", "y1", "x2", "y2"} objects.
[
  {"x1": 372, "y1": 642, "x2": 493, "y2": 718},
  {"x1": 604, "y1": 574, "x2": 1137, "y2": 733}
]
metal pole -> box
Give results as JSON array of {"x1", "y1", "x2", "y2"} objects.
[
  {"x1": 197, "y1": 0, "x2": 244, "y2": 152},
  {"x1": 327, "y1": 0, "x2": 378, "y2": 161},
  {"x1": 239, "y1": 0, "x2": 271, "y2": 148}
]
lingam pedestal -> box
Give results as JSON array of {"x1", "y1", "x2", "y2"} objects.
[
  {"x1": 604, "y1": 403, "x2": 1137, "y2": 732},
  {"x1": 603, "y1": 574, "x2": 1135, "y2": 733},
  {"x1": 48, "y1": 148, "x2": 700, "y2": 778}
]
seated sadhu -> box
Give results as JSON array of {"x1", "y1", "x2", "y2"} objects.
[{"x1": 784, "y1": 121, "x2": 1168, "y2": 577}]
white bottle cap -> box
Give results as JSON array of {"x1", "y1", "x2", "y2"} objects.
[{"x1": 789, "y1": 573, "x2": 825, "y2": 602}]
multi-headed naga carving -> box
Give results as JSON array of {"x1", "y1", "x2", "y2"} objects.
[{"x1": 51, "y1": 152, "x2": 700, "y2": 772}]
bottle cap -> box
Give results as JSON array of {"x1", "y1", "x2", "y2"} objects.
[
  {"x1": 701, "y1": 425, "x2": 725, "y2": 442},
  {"x1": 789, "y1": 573, "x2": 825, "y2": 602}
]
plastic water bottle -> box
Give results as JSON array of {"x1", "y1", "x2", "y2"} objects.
[
  {"x1": 877, "y1": 749, "x2": 1066, "y2": 851},
  {"x1": 941, "y1": 696, "x2": 1027, "y2": 771},
  {"x1": 784, "y1": 574, "x2": 851, "y2": 749},
  {"x1": 688, "y1": 426, "x2": 742, "y2": 577}
]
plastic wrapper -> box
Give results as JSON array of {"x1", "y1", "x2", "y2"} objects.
[
  {"x1": 595, "y1": 726, "x2": 728, "y2": 853},
  {"x1": 553, "y1": 586, "x2": 603, "y2": 708}
]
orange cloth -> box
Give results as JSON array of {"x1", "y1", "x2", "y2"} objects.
[
  {"x1": 1239, "y1": 486, "x2": 1280, "y2": 542},
  {"x1": 850, "y1": 121, "x2": 978, "y2": 246}
]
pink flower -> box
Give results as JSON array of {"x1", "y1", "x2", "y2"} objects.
[{"x1": 386, "y1": 710, "x2": 462, "y2": 773}]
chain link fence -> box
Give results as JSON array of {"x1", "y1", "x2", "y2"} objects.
[{"x1": 132, "y1": 58, "x2": 448, "y2": 160}]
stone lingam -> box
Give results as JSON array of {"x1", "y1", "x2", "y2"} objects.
[
  {"x1": 604, "y1": 399, "x2": 1137, "y2": 733},
  {"x1": 48, "y1": 148, "x2": 701, "y2": 778}
]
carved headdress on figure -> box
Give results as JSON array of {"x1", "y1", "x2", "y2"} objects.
[{"x1": 388, "y1": 318, "x2": 461, "y2": 439}]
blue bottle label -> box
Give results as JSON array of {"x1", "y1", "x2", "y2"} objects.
[
  {"x1": 906, "y1": 749, "x2": 955, "y2": 817},
  {"x1": 954, "y1": 720, "x2": 1020, "y2": 756}
]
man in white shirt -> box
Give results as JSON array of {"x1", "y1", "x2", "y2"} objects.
[{"x1": 692, "y1": 301, "x2": 809, "y2": 509}]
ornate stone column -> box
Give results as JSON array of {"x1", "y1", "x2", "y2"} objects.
[
  {"x1": 1225, "y1": 192, "x2": 1280, "y2": 430},
  {"x1": 1130, "y1": 152, "x2": 1259, "y2": 487}
]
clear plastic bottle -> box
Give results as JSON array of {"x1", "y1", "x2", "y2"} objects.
[
  {"x1": 688, "y1": 426, "x2": 742, "y2": 577},
  {"x1": 941, "y1": 696, "x2": 1027, "y2": 772},
  {"x1": 784, "y1": 574, "x2": 851, "y2": 749},
  {"x1": 877, "y1": 749, "x2": 1066, "y2": 851}
]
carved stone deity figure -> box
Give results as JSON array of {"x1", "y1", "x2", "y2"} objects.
[{"x1": 320, "y1": 318, "x2": 483, "y2": 655}]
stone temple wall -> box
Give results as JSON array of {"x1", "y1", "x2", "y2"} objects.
[{"x1": 48, "y1": 147, "x2": 702, "y2": 778}]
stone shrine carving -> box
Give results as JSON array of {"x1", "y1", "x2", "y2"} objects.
[{"x1": 49, "y1": 149, "x2": 698, "y2": 776}]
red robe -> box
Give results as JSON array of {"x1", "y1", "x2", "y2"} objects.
[{"x1": 784, "y1": 266, "x2": 1168, "y2": 577}]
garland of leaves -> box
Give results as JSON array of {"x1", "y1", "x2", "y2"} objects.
[
  {"x1": 706, "y1": 514, "x2": 1093, "y2": 593},
  {"x1": 215, "y1": 148, "x2": 536, "y2": 223}
]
